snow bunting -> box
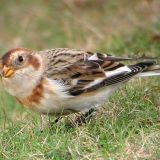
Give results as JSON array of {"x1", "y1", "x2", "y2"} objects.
[{"x1": 0, "y1": 48, "x2": 160, "y2": 126}]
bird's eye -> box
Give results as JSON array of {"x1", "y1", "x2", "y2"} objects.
[
  {"x1": 14, "y1": 55, "x2": 25, "y2": 66},
  {"x1": 18, "y1": 56, "x2": 23, "y2": 62}
]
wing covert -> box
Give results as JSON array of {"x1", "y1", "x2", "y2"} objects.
[{"x1": 42, "y1": 48, "x2": 149, "y2": 97}]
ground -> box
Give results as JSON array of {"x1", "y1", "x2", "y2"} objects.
[{"x1": 0, "y1": 0, "x2": 160, "y2": 159}]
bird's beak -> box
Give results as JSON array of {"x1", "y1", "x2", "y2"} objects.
[{"x1": 2, "y1": 65, "x2": 14, "y2": 78}]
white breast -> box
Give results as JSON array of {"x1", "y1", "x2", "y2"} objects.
[{"x1": 33, "y1": 78, "x2": 118, "y2": 114}]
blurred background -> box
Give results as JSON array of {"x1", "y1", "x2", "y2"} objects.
[
  {"x1": 0, "y1": 0, "x2": 160, "y2": 133},
  {"x1": 0, "y1": 0, "x2": 160, "y2": 54}
]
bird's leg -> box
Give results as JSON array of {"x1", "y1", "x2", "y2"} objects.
[
  {"x1": 40, "y1": 114, "x2": 46, "y2": 132},
  {"x1": 84, "y1": 108, "x2": 96, "y2": 121},
  {"x1": 48, "y1": 115, "x2": 51, "y2": 128},
  {"x1": 70, "y1": 108, "x2": 96, "y2": 127},
  {"x1": 40, "y1": 114, "x2": 54, "y2": 131}
]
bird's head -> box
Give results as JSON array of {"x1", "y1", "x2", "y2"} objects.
[{"x1": 0, "y1": 48, "x2": 44, "y2": 97}]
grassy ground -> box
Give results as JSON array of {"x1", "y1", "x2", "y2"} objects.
[{"x1": 0, "y1": 0, "x2": 160, "y2": 159}]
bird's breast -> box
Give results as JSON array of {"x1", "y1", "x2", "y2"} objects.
[
  {"x1": 17, "y1": 78, "x2": 65, "y2": 114},
  {"x1": 17, "y1": 78, "x2": 44, "y2": 108}
]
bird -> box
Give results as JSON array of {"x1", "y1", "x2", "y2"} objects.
[{"x1": 0, "y1": 48, "x2": 160, "y2": 129}]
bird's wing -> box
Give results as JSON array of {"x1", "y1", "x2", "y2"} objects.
[{"x1": 42, "y1": 48, "x2": 155, "y2": 97}]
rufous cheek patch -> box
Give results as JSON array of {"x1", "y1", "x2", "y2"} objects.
[{"x1": 27, "y1": 55, "x2": 40, "y2": 70}]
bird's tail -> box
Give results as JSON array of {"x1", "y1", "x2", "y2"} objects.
[{"x1": 135, "y1": 61, "x2": 160, "y2": 77}]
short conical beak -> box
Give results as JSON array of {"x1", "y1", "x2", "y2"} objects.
[{"x1": 2, "y1": 65, "x2": 14, "y2": 78}]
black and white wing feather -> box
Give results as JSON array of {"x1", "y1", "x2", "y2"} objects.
[{"x1": 42, "y1": 48, "x2": 159, "y2": 97}]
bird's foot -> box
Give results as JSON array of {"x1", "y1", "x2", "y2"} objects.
[{"x1": 67, "y1": 108, "x2": 96, "y2": 127}]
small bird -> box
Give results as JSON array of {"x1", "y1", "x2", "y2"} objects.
[{"x1": 0, "y1": 48, "x2": 160, "y2": 128}]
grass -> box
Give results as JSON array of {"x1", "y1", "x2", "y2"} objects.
[{"x1": 0, "y1": 0, "x2": 160, "y2": 159}]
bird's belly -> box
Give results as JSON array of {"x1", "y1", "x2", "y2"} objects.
[
  {"x1": 32, "y1": 86, "x2": 117, "y2": 115},
  {"x1": 65, "y1": 86, "x2": 117, "y2": 113}
]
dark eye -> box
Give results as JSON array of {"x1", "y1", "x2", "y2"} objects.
[
  {"x1": 14, "y1": 55, "x2": 25, "y2": 66},
  {"x1": 18, "y1": 56, "x2": 23, "y2": 62}
]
